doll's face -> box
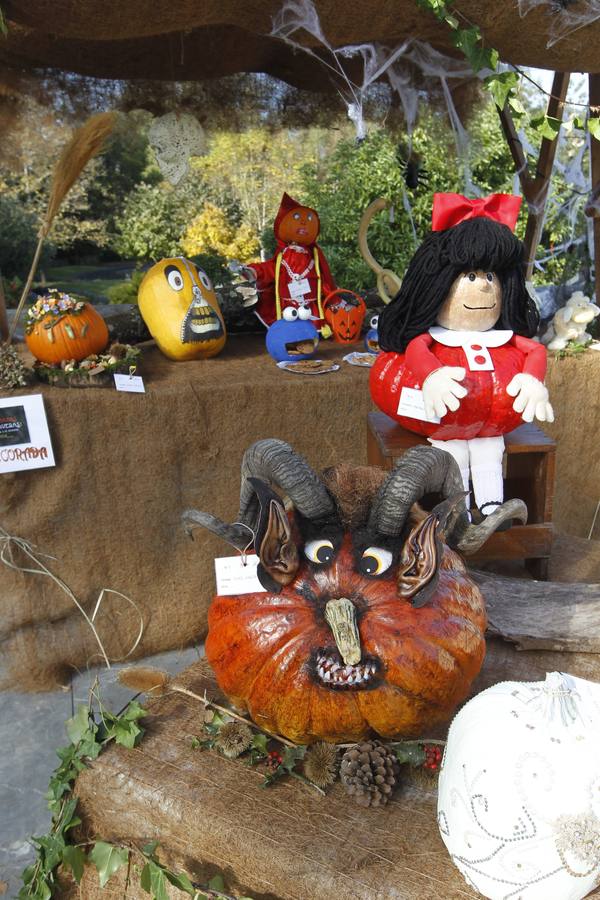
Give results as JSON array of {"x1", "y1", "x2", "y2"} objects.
[
  {"x1": 278, "y1": 207, "x2": 320, "y2": 246},
  {"x1": 436, "y1": 269, "x2": 502, "y2": 332}
]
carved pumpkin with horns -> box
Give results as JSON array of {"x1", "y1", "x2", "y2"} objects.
[
  {"x1": 138, "y1": 257, "x2": 226, "y2": 360},
  {"x1": 184, "y1": 441, "x2": 519, "y2": 744}
]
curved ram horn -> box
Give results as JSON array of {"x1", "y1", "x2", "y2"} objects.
[
  {"x1": 368, "y1": 445, "x2": 528, "y2": 554},
  {"x1": 357, "y1": 198, "x2": 403, "y2": 305},
  {"x1": 239, "y1": 439, "x2": 336, "y2": 533},
  {"x1": 182, "y1": 509, "x2": 251, "y2": 551}
]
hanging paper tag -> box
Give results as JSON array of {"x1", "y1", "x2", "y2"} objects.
[
  {"x1": 288, "y1": 278, "x2": 311, "y2": 300},
  {"x1": 114, "y1": 374, "x2": 145, "y2": 393},
  {"x1": 214, "y1": 554, "x2": 267, "y2": 596},
  {"x1": 397, "y1": 387, "x2": 440, "y2": 423}
]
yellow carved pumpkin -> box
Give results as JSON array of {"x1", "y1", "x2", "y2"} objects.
[{"x1": 138, "y1": 258, "x2": 226, "y2": 360}]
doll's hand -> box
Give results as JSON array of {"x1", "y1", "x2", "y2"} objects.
[
  {"x1": 422, "y1": 366, "x2": 467, "y2": 419},
  {"x1": 506, "y1": 373, "x2": 554, "y2": 423}
]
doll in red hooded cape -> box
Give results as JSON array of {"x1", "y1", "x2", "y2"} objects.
[
  {"x1": 371, "y1": 192, "x2": 554, "y2": 521},
  {"x1": 235, "y1": 192, "x2": 337, "y2": 331}
]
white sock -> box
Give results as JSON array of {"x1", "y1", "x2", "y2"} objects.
[{"x1": 471, "y1": 465, "x2": 504, "y2": 513}]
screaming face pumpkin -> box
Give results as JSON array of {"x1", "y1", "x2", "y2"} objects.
[
  {"x1": 185, "y1": 440, "x2": 502, "y2": 745},
  {"x1": 138, "y1": 257, "x2": 226, "y2": 360},
  {"x1": 324, "y1": 290, "x2": 367, "y2": 344}
]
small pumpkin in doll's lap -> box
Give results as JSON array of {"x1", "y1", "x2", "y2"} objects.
[{"x1": 25, "y1": 291, "x2": 109, "y2": 364}]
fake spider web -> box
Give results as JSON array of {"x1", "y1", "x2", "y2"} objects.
[
  {"x1": 148, "y1": 110, "x2": 206, "y2": 185},
  {"x1": 271, "y1": 0, "x2": 477, "y2": 189},
  {"x1": 518, "y1": 0, "x2": 600, "y2": 48}
]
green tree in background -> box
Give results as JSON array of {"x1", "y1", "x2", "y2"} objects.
[{"x1": 114, "y1": 184, "x2": 187, "y2": 260}]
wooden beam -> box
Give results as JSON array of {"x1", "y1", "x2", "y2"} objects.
[
  {"x1": 498, "y1": 71, "x2": 571, "y2": 280},
  {"x1": 590, "y1": 73, "x2": 600, "y2": 304}
]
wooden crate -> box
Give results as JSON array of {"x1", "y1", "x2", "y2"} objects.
[{"x1": 367, "y1": 412, "x2": 556, "y2": 580}]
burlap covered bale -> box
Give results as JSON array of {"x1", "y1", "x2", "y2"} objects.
[
  {"x1": 1, "y1": 0, "x2": 597, "y2": 80},
  {"x1": 67, "y1": 655, "x2": 600, "y2": 899}
]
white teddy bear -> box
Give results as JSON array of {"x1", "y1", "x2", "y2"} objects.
[{"x1": 542, "y1": 290, "x2": 600, "y2": 351}]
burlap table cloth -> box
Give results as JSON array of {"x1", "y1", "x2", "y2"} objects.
[
  {"x1": 0, "y1": 338, "x2": 373, "y2": 690},
  {"x1": 1, "y1": 337, "x2": 598, "y2": 690}
]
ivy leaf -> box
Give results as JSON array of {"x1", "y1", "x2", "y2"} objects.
[
  {"x1": 281, "y1": 745, "x2": 306, "y2": 772},
  {"x1": 530, "y1": 114, "x2": 562, "y2": 141},
  {"x1": 573, "y1": 114, "x2": 587, "y2": 131},
  {"x1": 484, "y1": 71, "x2": 519, "y2": 110},
  {"x1": 164, "y1": 868, "x2": 196, "y2": 893},
  {"x1": 452, "y1": 27, "x2": 498, "y2": 73},
  {"x1": 140, "y1": 860, "x2": 169, "y2": 900},
  {"x1": 142, "y1": 840, "x2": 160, "y2": 857},
  {"x1": 62, "y1": 846, "x2": 86, "y2": 884},
  {"x1": 113, "y1": 718, "x2": 143, "y2": 749},
  {"x1": 208, "y1": 875, "x2": 226, "y2": 891},
  {"x1": 89, "y1": 842, "x2": 129, "y2": 888},
  {"x1": 588, "y1": 118, "x2": 600, "y2": 141},
  {"x1": 66, "y1": 706, "x2": 92, "y2": 745}
]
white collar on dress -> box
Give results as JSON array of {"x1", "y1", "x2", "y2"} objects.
[
  {"x1": 429, "y1": 325, "x2": 513, "y2": 347},
  {"x1": 284, "y1": 243, "x2": 310, "y2": 254}
]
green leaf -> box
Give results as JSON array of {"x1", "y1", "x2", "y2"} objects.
[
  {"x1": 208, "y1": 874, "x2": 226, "y2": 891},
  {"x1": 140, "y1": 860, "x2": 169, "y2": 900},
  {"x1": 142, "y1": 840, "x2": 160, "y2": 857},
  {"x1": 164, "y1": 868, "x2": 196, "y2": 892},
  {"x1": 484, "y1": 71, "x2": 519, "y2": 110},
  {"x1": 530, "y1": 114, "x2": 562, "y2": 141},
  {"x1": 66, "y1": 706, "x2": 92, "y2": 745},
  {"x1": 122, "y1": 700, "x2": 147, "y2": 721},
  {"x1": 588, "y1": 117, "x2": 600, "y2": 141},
  {"x1": 0, "y1": 8, "x2": 7, "y2": 36},
  {"x1": 452, "y1": 27, "x2": 498, "y2": 73},
  {"x1": 250, "y1": 733, "x2": 268, "y2": 754},
  {"x1": 573, "y1": 114, "x2": 587, "y2": 131},
  {"x1": 392, "y1": 741, "x2": 427, "y2": 767},
  {"x1": 89, "y1": 841, "x2": 129, "y2": 888},
  {"x1": 62, "y1": 845, "x2": 86, "y2": 884},
  {"x1": 113, "y1": 718, "x2": 143, "y2": 749},
  {"x1": 281, "y1": 745, "x2": 306, "y2": 772}
]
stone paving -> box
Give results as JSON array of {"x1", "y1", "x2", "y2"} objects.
[{"x1": 0, "y1": 645, "x2": 202, "y2": 899}]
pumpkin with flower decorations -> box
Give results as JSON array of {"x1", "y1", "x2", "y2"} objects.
[{"x1": 25, "y1": 291, "x2": 109, "y2": 364}]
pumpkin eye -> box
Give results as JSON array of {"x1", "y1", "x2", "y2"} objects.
[
  {"x1": 298, "y1": 306, "x2": 312, "y2": 321},
  {"x1": 370, "y1": 314, "x2": 379, "y2": 329},
  {"x1": 196, "y1": 268, "x2": 212, "y2": 291},
  {"x1": 304, "y1": 539, "x2": 335, "y2": 565},
  {"x1": 283, "y1": 307, "x2": 299, "y2": 321},
  {"x1": 165, "y1": 266, "x2": 184, "y2": 292},
  {"x1": 359, "y1": 546, "x2": 393, "y2": 577},
  {"x1": 467, "y1": 272, "x2": 476, "y2": 282},
  {"x1": 486, "y1": 272, "x2": 494, "y2": 283},
  {"x1": 307, "y1": 213, "x2": 313, "y2": 221},
  {"x1": 293, "y1": 212, "x2": 301, "y2": 220}
]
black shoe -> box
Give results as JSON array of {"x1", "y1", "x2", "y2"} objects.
[{"x1": 478, "y1": 500, "x2": 512, "y2": 531}]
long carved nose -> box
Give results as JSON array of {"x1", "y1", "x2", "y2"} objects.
[{"x1": 324, "y1": 597, "x2": 361, "y2": 665}]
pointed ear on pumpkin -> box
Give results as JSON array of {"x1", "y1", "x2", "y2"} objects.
[
  {"x1": 247, "y1": 477, "x2": 299, "y2": 591},
  {"x1": 396, "y1": 514, "x2": 441, "y2": 607}
]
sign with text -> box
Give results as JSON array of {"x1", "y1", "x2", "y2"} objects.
[{"x1": 0, "y1": 394, "x2": 55, "y2": 473}]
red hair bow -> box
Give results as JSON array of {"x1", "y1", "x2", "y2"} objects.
[{"x1": 432, "y1": 192, "x2": 522, "y2": 232}]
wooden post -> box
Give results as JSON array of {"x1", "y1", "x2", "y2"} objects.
[
  {"x1": 0, "y1": 270, "x2": 9, "y2": 342},
  {"x1": 589, "y1": 74, "x2": 600, "y2": 303},
  {"x1": 498, "y1": 71, "x2": 571, "y2": 280}
]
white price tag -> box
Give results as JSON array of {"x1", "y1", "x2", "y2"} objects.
[
  {"x1": 397, "y1": 386, "x2": 440, "y2": 424},
  {"x1": 214, "y1": 554, "x2": 267, "y2": 596},
  {"x1": 114, "y1": 373, "x2": 145, "y2": 393},
  {"x1": 288, "y1": 278, "x2": 310, "y2": 300}
]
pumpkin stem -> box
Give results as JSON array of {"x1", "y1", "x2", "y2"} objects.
[{"x1": 324, "y1": 597, "x2": 361, "y2": 665}]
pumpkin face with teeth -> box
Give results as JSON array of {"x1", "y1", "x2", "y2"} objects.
[
  {"x1": 185, "y1": 440, "x2": 503, "y2": 745},
  {"x1": 138, "y1": 257, "x2": 226, "y2": 360}
]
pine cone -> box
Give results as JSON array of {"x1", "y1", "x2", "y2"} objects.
[{"x1": 340, "y1": 740, "x2": 400, "y2": 808}]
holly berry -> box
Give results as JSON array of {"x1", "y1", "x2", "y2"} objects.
[
  {"x1": 421, "y1": 743, "x2": 443, "y2": 772},
  {"x1": 266, "y1": 750, "x2": 283, "y2": 771}
]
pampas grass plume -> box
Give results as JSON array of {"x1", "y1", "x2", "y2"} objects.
[{"x1": 118, "y1": 666, "x2": 171, "y2": 696}]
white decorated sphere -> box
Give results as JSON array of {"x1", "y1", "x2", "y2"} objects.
[{"x1": 438, "y1": 672, "x2": 600, "y2": 900}]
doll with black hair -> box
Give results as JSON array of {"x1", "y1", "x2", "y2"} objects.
[{"x1": 371, "y1": 192, "x2": 554, "y2": 519}]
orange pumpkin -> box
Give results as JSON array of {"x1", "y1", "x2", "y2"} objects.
[
  {"x1": 188, "y1": 440, "x2": 495, "y2": 745},
  {"x1": 323, "y1": 289, "x2": 367, "y2": 343},
  {"x1": 26, "y1": 300, "x2": 109, "y2": 364},
  {"x1": 205, "y1": 535, "x2": 485, "y2": 744}
]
